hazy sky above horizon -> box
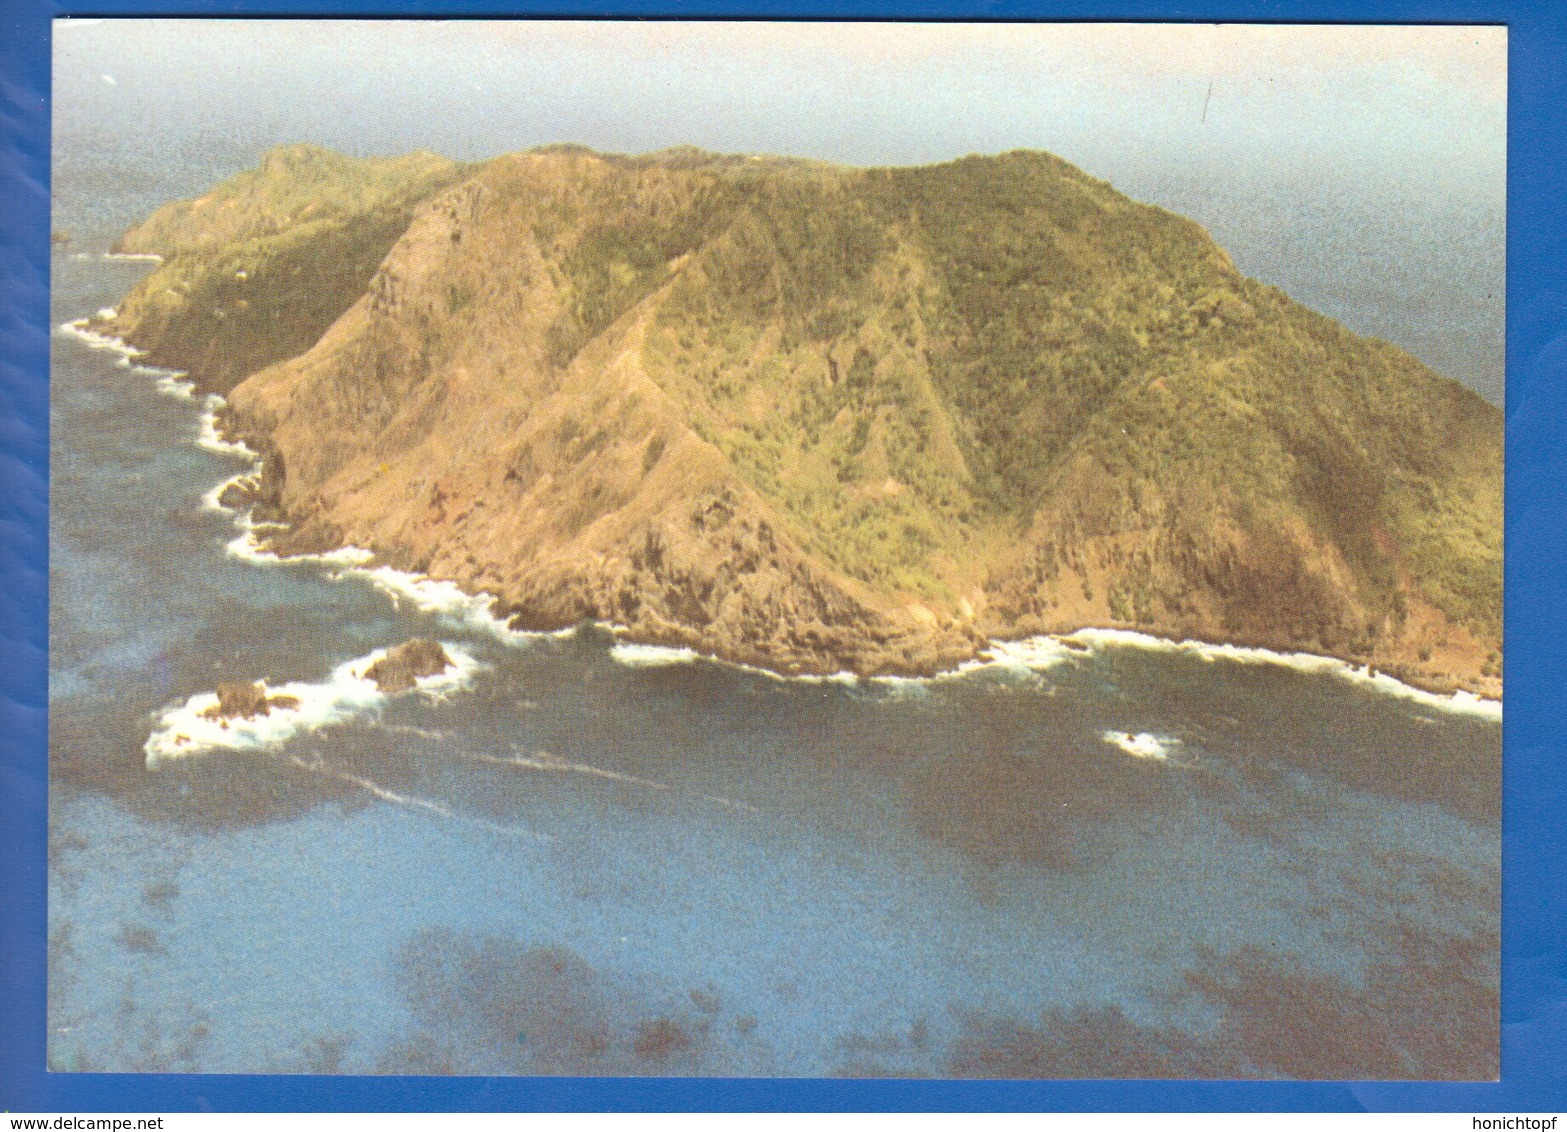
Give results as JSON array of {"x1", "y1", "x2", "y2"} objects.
[{"x1": 53, "y1": 20, "x2": 1507, "y2": 401}]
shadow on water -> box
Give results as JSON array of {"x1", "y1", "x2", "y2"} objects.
[
  {"x1": 48, "y1": 137, "x2": 1501, "y2": 1081},
  {"x1": 384, "y1": 928, "x2": 765, "y2": 1076},
  {"x1": 48, "y1": 604, "x2": 1500, "y2": 848},
  {"x1": 895, "y1": 692, "x2": 1172, "y2": 871},
  {"x1": 944, "y1": 912, "x2": 1499, "y2": 1081},
  {"x1": 502, "y1": 648, "x2": 1184, "y2": 875},
  {"x1": 379, "y1": 897, "x2": 1498, "y2": 1080}
]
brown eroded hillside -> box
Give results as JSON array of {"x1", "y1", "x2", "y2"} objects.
[{"x1": 100, "y1": 143, "x2": 1503, "y2": 694}]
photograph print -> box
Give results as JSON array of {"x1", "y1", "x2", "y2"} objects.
[{"x1": 48, "y1": 20, "x2": 1503, "y2": 1078}]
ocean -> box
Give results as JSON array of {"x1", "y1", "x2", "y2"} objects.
[{"x1": 47, "y1": 138, "x2": 1500, "y2": 1079}]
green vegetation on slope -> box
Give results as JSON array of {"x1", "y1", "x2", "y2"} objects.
[
  {"x1": 114, "y1": 143, "x2": 464, "y2": 259},
  {"x1": 624, "y1": 150, "x2": 1500, "y2": 648},
  {"x1": 874, "y1": 152, "x2": 1235, "y2": 514},
  {"x1": 104, "y1": 145, "x2": 466, "y2": 391},
  {"x1": 104, "y1": 142, "x2": 1503, "y2": 683}
]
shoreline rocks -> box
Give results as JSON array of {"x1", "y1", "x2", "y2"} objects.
[
  {"x1": 200, "y1": 680, "x2": 300, "y2": 721},
  {"x1": 364, "y1": 639, "x2": 453, "y2": 693},
  {"x1": 112, "y1": 144, "x2": 1500, "y2": 704}
]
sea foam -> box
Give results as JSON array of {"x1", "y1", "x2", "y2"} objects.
[
  {"x1": 1101, "y1": 729, "x2": 1176, "y2": 761},
  {"x1": 215, "y1": 497, "x2": 542, "y2": 645},
  {"x1": 166, "y1": 361, "x2": 524, "y2": 648},
  {"x1": 357, "y1": 566, "x2": 525, "y2": 642},
  {"x1": 196, "y1": 395, "x2": 257, "y2": 459},
  {"x1": 58, "y1": 316, "x2": 139, "y2": 358},
  {"x1": 1058, "y1": 628, "x2": 1501, "y2": 720},
  {"x1": 605, "y1": 634, "x2": 864, "y2": 687},
  {"x1": 143, "y1": 643, "x2": 481, "y2": 766},
  {"x1": 969, "y1": 635, "x2": 1079, "y2": 675},
  {"x1": 201, "y1": 472, "x2": 258, "y2": 514},
  {"x1": 603, "y1": 626, "x2": 1070, "y2": 691},
  {"x1": 59, "y1": 317, "x2": 193, "y2": 395},
  {"x1": 282, "y1": 753, "x2": 552, "y2": 842},
  {"x1": 96, "y1": 307, "x2": 1496, "y2": 724},
  {"x1": 609, "y1": 642, "x2": 703, "y2": 667},
  {"x1": 156, "y1": 374, "x2": 198, "y2": 400}
]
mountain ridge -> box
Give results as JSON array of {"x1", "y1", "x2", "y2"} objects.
[{"x1": 96, "y1": 142, "x2": 1503, "y2": 696}]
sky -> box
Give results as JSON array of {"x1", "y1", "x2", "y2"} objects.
[{"x1": 53, "y1": 20, "x2": 1507, "y2": 402}]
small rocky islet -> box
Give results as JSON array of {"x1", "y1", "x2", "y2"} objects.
[
  {"x1": 194, "y1": 639, "x2": 452, "y2": 723},
  {"x1": 363, "y1": 639, "x2": 453, "y2": 694},
  {"x1": 199, "y1": 681, "x2": 299, "y2": 721}
]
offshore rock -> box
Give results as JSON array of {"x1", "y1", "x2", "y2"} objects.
[
  {"x1": 201, "y1": 680, "x2": 300, "y2": 720},
  {"x1": 365, "y1": 639, "x2": 452, "y2": 694}
]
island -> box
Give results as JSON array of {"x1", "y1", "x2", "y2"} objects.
[{"x1": 97, "y1": 142, "x2": 1503, "y2": 697}]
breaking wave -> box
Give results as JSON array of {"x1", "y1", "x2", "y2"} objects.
[
  {"x1": 58, "y1": 315, "x2": 138, "y2": 358},
  {"x1": 143, "y1": 643, "x2": 481, "y2": 766},
  {"x1": 1101, "y1": 729, "x2": 1177, "y2": 761},
  {"x1": 59, "y1": 317, "x2": 205, "y2": 404},
  {"x1": 1060, "y1": 629, "x2": 1501, "y2": 720},
  {"x1": 88, "y1": 311, "x2": 1495, "y2": 724},
  {"x1": 196, "y1": 396, "x2": 256, "y2": 459},
  {"x1": 604, "y1": 634, "x2": 1075, "y2": 687},
  {"x1": 221, "y1": 519, "x2": 544, "y2": 645},
  {"x1": 156, "y1": 374, "x2": 197, "y2": 400},
  {"x1": 599, "y1": 626, "x2": 1499, "y2": 720},
  {"x1": 608, "y1": 642, "x2": 703, "y2": 668},
  {"x1": 224, "y1": 520, "x2": 374, "y2": 570},
  {"x1": 356, "y1": 566, "x2": 527, "y2": 643}
]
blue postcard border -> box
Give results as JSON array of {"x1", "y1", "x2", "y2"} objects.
[{"x1": 2, "y1": 0, "x2": 1563, "y2": 1112}]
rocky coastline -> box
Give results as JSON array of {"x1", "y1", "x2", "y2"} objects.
[
  {"x1": 198, "y1": 404, "x2": 1498, "y2": 708},
  {"x1": 96, "y1": 142, "x2": 1503, "y2": 703}
]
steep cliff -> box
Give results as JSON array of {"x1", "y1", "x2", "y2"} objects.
[{"x1": 100, "y1": 143, "x2": 1503, "y2": 694}]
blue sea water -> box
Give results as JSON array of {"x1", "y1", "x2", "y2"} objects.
[{"x1": 47, "y1": 140, "x2": 1501, "y2": 1078}]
